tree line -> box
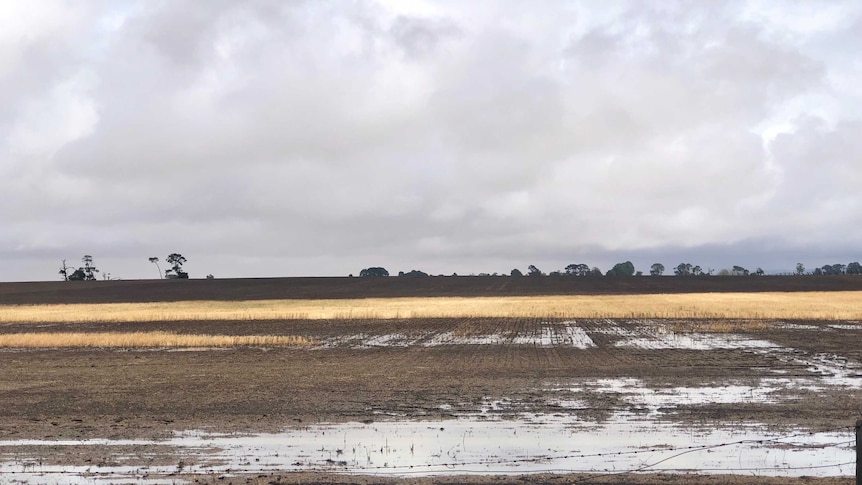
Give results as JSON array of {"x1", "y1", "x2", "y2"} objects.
[{"x1": 357, "y1": 260, "x2": 862, "y2": 278}]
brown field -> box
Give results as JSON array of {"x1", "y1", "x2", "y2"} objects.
[
  {"x1": 1, "y1": 276, "x2": 860, "y2": 484},
  {"x1": 2, "y1": 274, "x2": 862, "y2": 305}
]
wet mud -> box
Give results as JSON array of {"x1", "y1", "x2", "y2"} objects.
[{"x1": 1, "y1": 318, "x2": 861, "y2": 483}]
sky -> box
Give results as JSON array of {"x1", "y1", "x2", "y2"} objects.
[{"x1": 2, "y1": 1, "x2": 861, "y2": 281}]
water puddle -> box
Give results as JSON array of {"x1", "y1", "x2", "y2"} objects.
[
  {"x1": 0, "y1": 416, "x2": 854, "y2": 484},
  {"x1": 323, "y1": 322, "x2": 595, "y2": 349}
]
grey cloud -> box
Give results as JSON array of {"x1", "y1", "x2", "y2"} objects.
[{"x1": 1, "y1": 1, "x2": 860, "y2": 281}]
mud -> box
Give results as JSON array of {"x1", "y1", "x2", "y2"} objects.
[{"x1": 1, "y1": 318, "x2": 861, "y2": 483}]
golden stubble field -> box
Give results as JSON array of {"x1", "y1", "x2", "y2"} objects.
[
  {"x1": 1, "y1": 291, "x2": 859, "y2": 348},
  {"x1": 3, "y1": 291, "x2": 861, "y2": 323}
]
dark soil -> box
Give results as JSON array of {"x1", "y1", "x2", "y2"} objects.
[{"x1": 2, "y1": 274, "x2": 862, "y2": 305}]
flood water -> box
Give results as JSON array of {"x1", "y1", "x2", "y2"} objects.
[{"x1": 0, "y1": 414, "x2": 855, "y2": 485}]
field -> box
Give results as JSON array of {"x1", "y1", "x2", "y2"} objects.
[{"x1": 1, "y1": 276, "x2": 861, "y2": 484}]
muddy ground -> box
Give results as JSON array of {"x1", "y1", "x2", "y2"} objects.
[{"x1": 1, "y1": 317, "x2": 860, "y2": 484}]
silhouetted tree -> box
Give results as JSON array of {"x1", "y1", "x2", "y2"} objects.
[
  {"x1": 649, "y1": 263, "x2": 665, "y2": 276},
  {"x1": 731, "y1": 265, "x2": 749, "y2": 276},
  {"x1": 674, "y1": 263, "x2": 693, "y2": 276},
  {"x1": 847, "y1": 262, "x2": 862, "y2": 275},
  {"x1": 360, "y1": 267, "x2": 389, "y2": 277},
  {"x1": 755, "y1": 267, "x2": 765, "y2": 276},
  {"x1": 565, "y1": 263, "x2": 590, "y2": 277},
  {"x1": 527, "y1": 265, "x2": 543, "y2": 277},
  {"x1": 149, "y1": 257, "x2": 163, "y2": 279},
  {"x1": 58, "y1": 259, "x2": 71, "y2": 281},
  {"x1": 81, "y1": 255, "x2": 98, "y2": 280},
  {"x1": 510, "y1": 268, "x2": 523, "y2": 277},
  {"x1": 820, "y1": 264, "x2": 845, "y2": 275},
  {"x1": 399, "y1": 269, "x2": 429, "y2": 277},
  {"x1": 795, "y1": 263, "x2": 805, "y2": 275},
  {"x1": 589, "y1": 267, "x2": 603, "y2": 277},
  {"x1": 68, "y1": 268, "x2": 87, "y2": 281},
  {"x1": 606, "y1": 261, "x2": 635, "y2": 277},
  {"x1": 165, "y1": 253, "x2": 188, "y2": 279}
]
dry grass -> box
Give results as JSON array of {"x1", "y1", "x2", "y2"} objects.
[
  {"x1": 0, "y1": 331, "x2": 314, "y2": 348},
  {"x1": 1, "y1": 292, "x2": 860, "y2": 323},
  {"x1": 669, "y1": 319, "x2": 773, "y2": 333}
]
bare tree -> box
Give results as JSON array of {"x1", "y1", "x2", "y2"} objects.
[
  {"x1": 149, "y1": 257, "x2": 163, "y2": 279},
  {"x1": 59, "y1": 259, "x2": 71, "y2": 281}
]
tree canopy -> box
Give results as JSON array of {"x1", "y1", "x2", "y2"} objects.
[{"x1": 360, "y1": 267, "x2": 389, "y2": 277}]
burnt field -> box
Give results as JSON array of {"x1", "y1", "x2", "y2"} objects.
[
  {"x1": 0, "y1": 277, "x2": 861, "y2": 484},
  {"x1": 2, "y1": 274, "x2": 862, "y2": 304}
]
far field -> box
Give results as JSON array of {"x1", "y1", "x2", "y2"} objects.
[{"x1": 0, "y1": 276, "x2": 860, "y2": 484}]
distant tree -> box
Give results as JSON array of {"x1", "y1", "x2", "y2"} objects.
[
  {"x1": 68, "y1": 268, "x2": 87, "y2": 281},
  {"x1": 606, "y1": 261, "x2": 635, "y2": 277},
  {"x1": 674, "y1": 263, "x2": 693, "y2": 276},
  {"x1": 731, "y1": 265, "x2": 749, "y2": 276},
  {"x1": 565, "y1": 263, "x2": 591, "y2": 277},
  {"x1": 549, "y1": 270, "x2": 563, "y2": 276},
  {"x1": 692, "y1": 265, "x2": 704, "y2": 276},
  {"x1": 206, "y1": 274, "x2": 215, "y2": 279},
  {"x1": 755, "y1": 267, "x2": 765, "y2": 276},
  {"x1": 649, "y1": 263, "x2": 665, "y2": 276},
  {"x1": 81, "y1": 255, "x2": 99, "y2": 280},
  {"x1": 165, "y1": 253, "x2": 188, "y2": 279},
  {"x1": 527, "y1": 265, "x2": 543, "y2": 277},
  {"x1": 847, "y1": 262, "x2": 862, "y2": 275},
  {"x1": 149, "y1": 257, "x2": 163, "y2": 279},
  {"x1": 399, "y1": 269, "x2": 429, "y2": 277},
  {"x1": 795, "y1": 263, "x2": 805, "y2": 276},
  {"x1": 360, "y1": 267, "x2": 389, "y2": 277},
  {"x1": 820, "y1": 264, "x2": 845, "y2": 275},
  {"x1": 510, "y1": 268, "x2": 523, "y2": 277},
  {"x1": 813, "y1": 267, "x2": 823, "y2": 275},
  {"x1": 589, "y1": 266, "x2": 603, "y2": 277},
  {"x1": 717, "y1": 268, "x2": 731, "y2": 276},
  {"x1": 59, "y1": 259, "x2": 71, "y2": 281}
]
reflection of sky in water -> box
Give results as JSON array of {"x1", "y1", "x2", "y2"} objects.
[{"x1": 0, "y1": 416, "x2": 854, "y2": 484}]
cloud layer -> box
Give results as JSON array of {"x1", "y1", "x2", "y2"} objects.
[{"x1": 2, "y1": 1, "x2": 861, "y2": 280}]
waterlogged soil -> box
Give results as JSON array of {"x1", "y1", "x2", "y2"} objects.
[{"x1": 1, "y1": 318, "x2": 861, "y2": 484}]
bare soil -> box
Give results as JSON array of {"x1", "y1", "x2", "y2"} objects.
[{"x1": 2, "y1": 274, "x2": 862, "y2": 305}]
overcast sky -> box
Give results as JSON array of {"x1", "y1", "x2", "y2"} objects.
[{"x1": 2, "y1": 1, "x2": 861, "y2": 281}]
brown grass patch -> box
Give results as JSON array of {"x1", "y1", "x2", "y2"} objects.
[
  {"x1": 1, "y1": 292, "x2": 860, "y2": 323},
  {"x1": 0, "y1": 331, "x2": 314, "y2": 348},
  {"x1": 669, "y1": 320, "x2": 773, "y2": 333}
]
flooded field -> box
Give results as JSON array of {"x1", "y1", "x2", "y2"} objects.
[{"x1": 1, "y1": 318, "x2": 861, "y2": 484}]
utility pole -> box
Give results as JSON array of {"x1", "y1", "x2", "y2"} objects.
[{"x1": 856, "y1": 419, "x2": 861, "y2": 485}]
